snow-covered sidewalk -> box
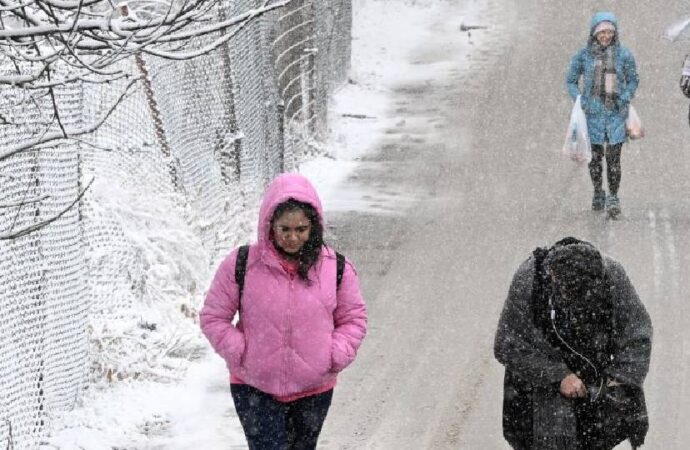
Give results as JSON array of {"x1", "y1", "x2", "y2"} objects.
[{"x1": 44, "y1": 356, "x2": 244, "y2": 450}]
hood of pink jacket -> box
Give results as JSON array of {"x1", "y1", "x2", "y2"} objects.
[{"x1": 257, "y1": 173, "x2": 325, "y2": 252}]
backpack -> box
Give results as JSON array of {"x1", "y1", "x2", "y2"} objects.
[{"x1": 235, "y1": 245, "x2": 346, "y2": 301}]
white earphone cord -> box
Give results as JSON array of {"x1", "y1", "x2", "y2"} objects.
[{"x1": 550, "y1": 309, "x2": 605, "y2": 401}]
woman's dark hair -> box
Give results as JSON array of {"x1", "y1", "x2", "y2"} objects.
[{"x1": 270, "y1": 198, "x2": 324, "y2": 282}]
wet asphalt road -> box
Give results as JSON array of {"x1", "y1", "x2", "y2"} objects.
[{"x1": 320, "y1": 1, "x2": 690, "y2": 449}]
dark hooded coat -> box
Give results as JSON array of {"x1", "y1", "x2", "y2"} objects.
[{"x1": 494, "y1": 239, "x2": 652, "y2": 450}]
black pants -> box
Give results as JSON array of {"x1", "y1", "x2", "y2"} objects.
[
  {"x1": 589, "y1": 143, "x2": 623, "y2": 196},
  {"x1": 231, "y1": 384, "x2": 333, "y2": 450}
]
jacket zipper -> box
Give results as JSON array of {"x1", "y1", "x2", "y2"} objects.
[{"x1": 283, "y1": 276, "x2": 293, "y2": 396}]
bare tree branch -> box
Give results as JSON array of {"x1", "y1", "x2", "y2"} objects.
[
  {"x1": 0, "y1": 1, "x2": 38, "y2": 12},
  {"x1": 70, "y1": 135, "x2": 115, "y2": 152},
  {"x1": 0, "y1": 176, "x2": 94, "y2": 240},
  {"x1": 0, "y1": 0, "x2": 296, "y2": 234},
  {"x1": 139, "y1": 14, "x2": 248, "y2": 60},
  {"x1": 0, "y1": 1, "x2": 290, "y2": 40},
  {"x1": 0, "y1": 0, "x2": 41, "y2": 25},
  {"x1": 46, "y1": 70, "x2": 68, "y2": 137},
  {"x1": 7, "y1": 170, "x2": 35, "y2": 233},
  {"x1": 0, "y1": 194, "x2": 49, "y2": 208},
  {"x1": 0, "y1": 76, "x2": 139, "y2": 161},
  {"x1": 0, "y1": 0, "x2": 294, "y2": 87}
]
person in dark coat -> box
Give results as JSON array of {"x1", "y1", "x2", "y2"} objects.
[{"x1": 494, "y1": 237, "x2": 652, "y2": 450}]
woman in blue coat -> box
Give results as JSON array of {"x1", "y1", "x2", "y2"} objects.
[{"x1": 566, "y1": 12, "x2": 639, "y2": 217}]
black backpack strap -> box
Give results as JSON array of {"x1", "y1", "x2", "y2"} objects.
[
  {"x1": 235, "y1": 245, "x2": 250, "y2": 301},
  {"x1": 237, "y1": 247, "x2": 343, "y2": 296},
  {"x1": 336, "y1": 252, "x2": 345, "y2": 291}
]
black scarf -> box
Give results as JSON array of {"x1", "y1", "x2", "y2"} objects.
[{"x1": 591, "y1": 43, "x2": 618, "y2": 110}]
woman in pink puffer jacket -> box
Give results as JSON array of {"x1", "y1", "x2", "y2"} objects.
[{"x1": 200, "y1": 173, "x2": 367, "y2": 449}]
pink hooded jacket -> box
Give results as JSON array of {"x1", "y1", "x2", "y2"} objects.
[{"x1": 200, "y1": 173, "x2": 367, "y2": 397}]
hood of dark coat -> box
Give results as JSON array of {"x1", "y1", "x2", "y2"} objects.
[{"x1": 544, "y1": 239, "x2": 606, "y2": 304}]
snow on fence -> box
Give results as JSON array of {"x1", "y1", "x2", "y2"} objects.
[{"x1": 0, "y1": 1, "x2": 351, "y2": 448}]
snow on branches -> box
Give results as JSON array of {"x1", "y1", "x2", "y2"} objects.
[
  {"x1": 0, "y1": 0, "x2": 293, "y2": 87},
  {"x1": 0, "y1": 0, "x2": 293, "y2": 242}
]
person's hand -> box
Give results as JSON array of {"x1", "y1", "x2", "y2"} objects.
[
  {"x1": 606, "y1": 378, "x2": 621, "y2": 387},
  {"x1": 560, "y1": 373, "x2": 587, "y2": 399},
  {"x1": 616, "y1": 97, "x2": 630, "y2": 116}
]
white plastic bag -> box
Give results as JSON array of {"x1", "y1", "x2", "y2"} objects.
[
  {"x1": 626, "y1": 105, "x2": 644, "y2": 140},
  {"x1": 562, "y1": 96, "x2": 592, "y2": 163}
]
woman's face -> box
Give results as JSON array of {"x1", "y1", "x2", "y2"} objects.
[
  {"x1": 272, "y1": 209, "x2": 312, "y2": 255},
  {"x1": 595, "y1": 29, "x2": 615, "y2": 47}
]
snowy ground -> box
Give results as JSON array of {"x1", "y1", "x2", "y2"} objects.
[
  {"x1": 41, "y1": 0, "x2": 491, "y2": 448},
  {"x1": 312, "y1": 1, "x2": 690, "y2": 449},
  {"x1": 303, "y1": 0, "x2": 490, "y2": 213}
]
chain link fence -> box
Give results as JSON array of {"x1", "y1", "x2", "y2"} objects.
[{"x1": 0, "y1": 1, "x2": 351, "y2": 447}]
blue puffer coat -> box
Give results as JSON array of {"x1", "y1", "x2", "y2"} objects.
[{"x1": 565, "y1": 12, "x2": 639, "y2": 145}]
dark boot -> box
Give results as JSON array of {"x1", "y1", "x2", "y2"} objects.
[
  {"x1": 606, "y1": 194, "x2": 621, "y2": 219},
  {"x1": 592, "y1": 190, "x2": 606, "y2": 211}
]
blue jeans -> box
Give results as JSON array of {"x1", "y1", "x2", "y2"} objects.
[{"x1": 230, "y1": 384, "x2": 333, "y2": 450}]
